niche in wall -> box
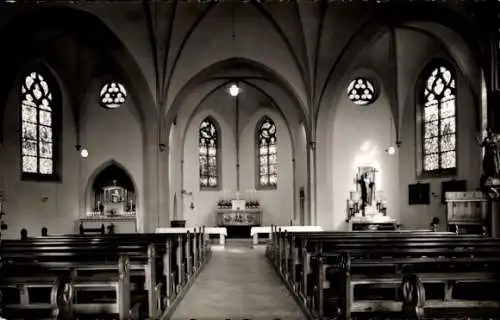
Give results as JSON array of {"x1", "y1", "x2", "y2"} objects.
[{"x1": 90, "y1": 163, "x2": 136, "y2": 217}]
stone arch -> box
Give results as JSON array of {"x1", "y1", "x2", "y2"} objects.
[
  {"x1": 84, "y1": 159, "x2": 139, "y2": 214},
  {"x1": 163, "y1": 57, "x2": 309, "y2": 144},
  {"x1": 180, "y1": 80, "x2": 297, "y2": 159}
]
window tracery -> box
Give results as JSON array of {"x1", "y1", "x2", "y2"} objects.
[
  {"x1": 257, "y1": 116, "x2": 277, "y2": 188},
  {"x1": 199, "y1": 117, "x2": 219, "y2": 188},
  {"x1": 421, "y1": 64, "x2": 457, "y2": 172}
]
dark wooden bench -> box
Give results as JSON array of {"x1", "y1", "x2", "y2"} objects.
[
  {"x1": 268, "y1": 228, "x2": 500, "y2": 320},
  {"x1": 0, "y1": 227, "x2": 210, "y2": 320}
]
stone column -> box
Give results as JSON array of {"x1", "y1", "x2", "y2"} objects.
[
  {"x1": 158, "y1": 143, "x2": 170, "y2": 228},
  {"x1": 142, "y1": 122, "x2": 160, "y2": 233},
  {"x1": 308, "y1": 141, "x2": 316, "y2": 226}
]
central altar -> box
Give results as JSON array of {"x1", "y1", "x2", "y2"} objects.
[
  {"x1": 216, "y1": 199, "x2": 262, "y2": 226},
  {"x1": 216, "y1": 209, "x2": 263, "y2": 226},
  {"x1": 215, "y1": 197, "x2": 262, "y2": 238}
]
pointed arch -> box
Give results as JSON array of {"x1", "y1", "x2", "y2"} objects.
[
  {"x1": 20, "y1": 64, "x2": 62, "y2": 182},
  {"x1": 417, "y1": 59, "x2": 457, "y2": 176},
  {"x1": 256, "y1": 115, "x2": 277, "y2": 189},
  {"x1": 84, "y1": 159, "x2": 138, "y2": 214},
  {"x1": 199, "y1": 115, "x2": 220, "y2": 189}
]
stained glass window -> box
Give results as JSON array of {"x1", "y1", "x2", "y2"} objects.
[
  {"x1": 257, "y1": 116, "x2": 277, "y2": 188},
  {"x1": 21, "y1": 71, "x2": 56, "y2": 177},
  {"x1": 99, "y1": 82, "x2": 127, "y2": 109},
  {"x1": 347, "y1": 78, "x2": 376, "y2": 105},
  {"x1": 422, "y1": 64, "x2": 456, "y2": 172},
  {"x1": 199, "y1": 117, "x2": 219, "y2": 189}
]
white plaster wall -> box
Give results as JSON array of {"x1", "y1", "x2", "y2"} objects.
[
  {"x1": 316, "y1": 27, "x2": 481, "y2": 230},
  {"x1": 81, "y1": 83, "x2": 144, "y2": 232},
  {"x1": 240, "y1": 109, "x2": 294, "y2": 226},
  {"x1": 181, "y1": 87, "x2": 294, "y2": 227},
  {"x1": 330, "y1": 86, "x2": 399, "y2": 229},
  {"x1": 0, "y1": 73, "x2": 79, "y2": 239},
  {"x1": 182, "y1": 110, "x2": 236, "y2": 227},
  {"x1": 399, "y1": 63, "x2": 480, "y2": 229}
]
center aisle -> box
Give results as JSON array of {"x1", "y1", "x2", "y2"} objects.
[{"x1": 171, "y1": 239, "x2": 305, "y2": 319}]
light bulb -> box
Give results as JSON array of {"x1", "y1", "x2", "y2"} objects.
[
  {"x1": 80, "y1": 148, "x2": 89, "y2": 158},
  {"x1": 228, "y1": 84, "x2": 240, "y2": 97},
  {"x1": 387, "y1": 146, "x2": 396, "y2": 155}
]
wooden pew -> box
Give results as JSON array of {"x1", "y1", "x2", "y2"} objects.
[
  {"x1": 0, "y1": 227, "x2": 210, "y2": 320},
  {"x1": 251, "y1": 225, "x2": 324, "y2": 246},
  {"x1": 268, "y1": 228, "x2": 500, "y2": 320}
]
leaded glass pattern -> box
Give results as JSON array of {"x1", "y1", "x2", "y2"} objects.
[
  {"x1": 21, "y1": 72, "x2": 54, "y2": 175},
  {"x1": 347, "y1": 78, "x2": 376, "y2": 105},
  {"x1": 257, "y1": 116, "x2": 277, "y2": 188},
  {"x1": 199, "y1": 117, "x2": 219, "y2": 188},
  {"x1": 99, "y1": 82, "x2": 127, "y2": 109},
  {"x1": 422, "y1": 64, "x2": 457, "y2": 172}
]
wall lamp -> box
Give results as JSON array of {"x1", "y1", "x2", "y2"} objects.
[{"x1": 75, "y1": 144, "x2": 89, "y2": 158}]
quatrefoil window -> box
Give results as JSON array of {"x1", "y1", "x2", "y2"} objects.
[
  {"x1": 347, "y1": 78, "x2": 377, "y2": 106},
  {"x1": 99, "y1": 82, "x2": 127, "y2": 109}
]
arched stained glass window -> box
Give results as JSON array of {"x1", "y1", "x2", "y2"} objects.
[
  {"x1": 257, "y1": 116, "x2": 277, "y2": 188},
  {"x1": 421, "y1": 63, "x2": 457, "y2": 173},
  {"x1": 199, "y1": 116, "x2": 219, "y2": 189},
  {"x1": 21, "y1": 70, "x2": 59, "y2": 180}
]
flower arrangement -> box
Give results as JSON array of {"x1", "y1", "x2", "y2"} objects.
[
  {"x1": 246, "y1": 200, "x2": 260, "y2": 209},
  {"x1": 217, "y1": 200, "x2": 232, "y2": 209}
]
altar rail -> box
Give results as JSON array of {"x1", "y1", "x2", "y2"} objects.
[
  {"x1": 267, "y1": 227, "x2": 500, "y2": 320},
  {"x1": 0, "y1": 227, "x2": 210, "y2": 320}
]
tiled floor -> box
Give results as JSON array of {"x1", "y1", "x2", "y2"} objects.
[{"x1": 171, "y1": 240, "x2": 305, "y2": 319}]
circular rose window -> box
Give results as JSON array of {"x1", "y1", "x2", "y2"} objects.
[
  {"x1": 99, "y1": 82, "x2": 127, "y2": 109},
  {"x1": 347, "y1": 78, "x2": 377, "y2": 106}
]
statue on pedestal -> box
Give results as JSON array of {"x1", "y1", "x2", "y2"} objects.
[{"x1": 477, "y1": 128, "x2": 500, "y2": 187}]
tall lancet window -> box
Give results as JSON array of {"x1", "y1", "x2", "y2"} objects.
[
  {"x1": 257, "y1": 116, "x2": 277, "y2": 188},
  {"x1": 199, "y1": 116, "x2": 219, "y2": 189},
  {"x1": 421, "y1": 62, "x2": 457, "y2": 173},
  {"x1": 20, "y1": 69, "x2": 60, "y2": 181}
]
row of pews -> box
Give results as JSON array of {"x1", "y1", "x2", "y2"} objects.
[
  {"x1": 267, "y1": 227, "x2": 500, "y2": 319},
  {"x1": 0, "y1": 227, "x2": 211, "y2": 320}
]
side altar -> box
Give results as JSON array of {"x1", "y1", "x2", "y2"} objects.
[
  {"x1": 346, "y1": 166, "x2": 397, "y2": 231},
  {"x1": 78, "y1": 179, "x2": 137, "y2": 234}
]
